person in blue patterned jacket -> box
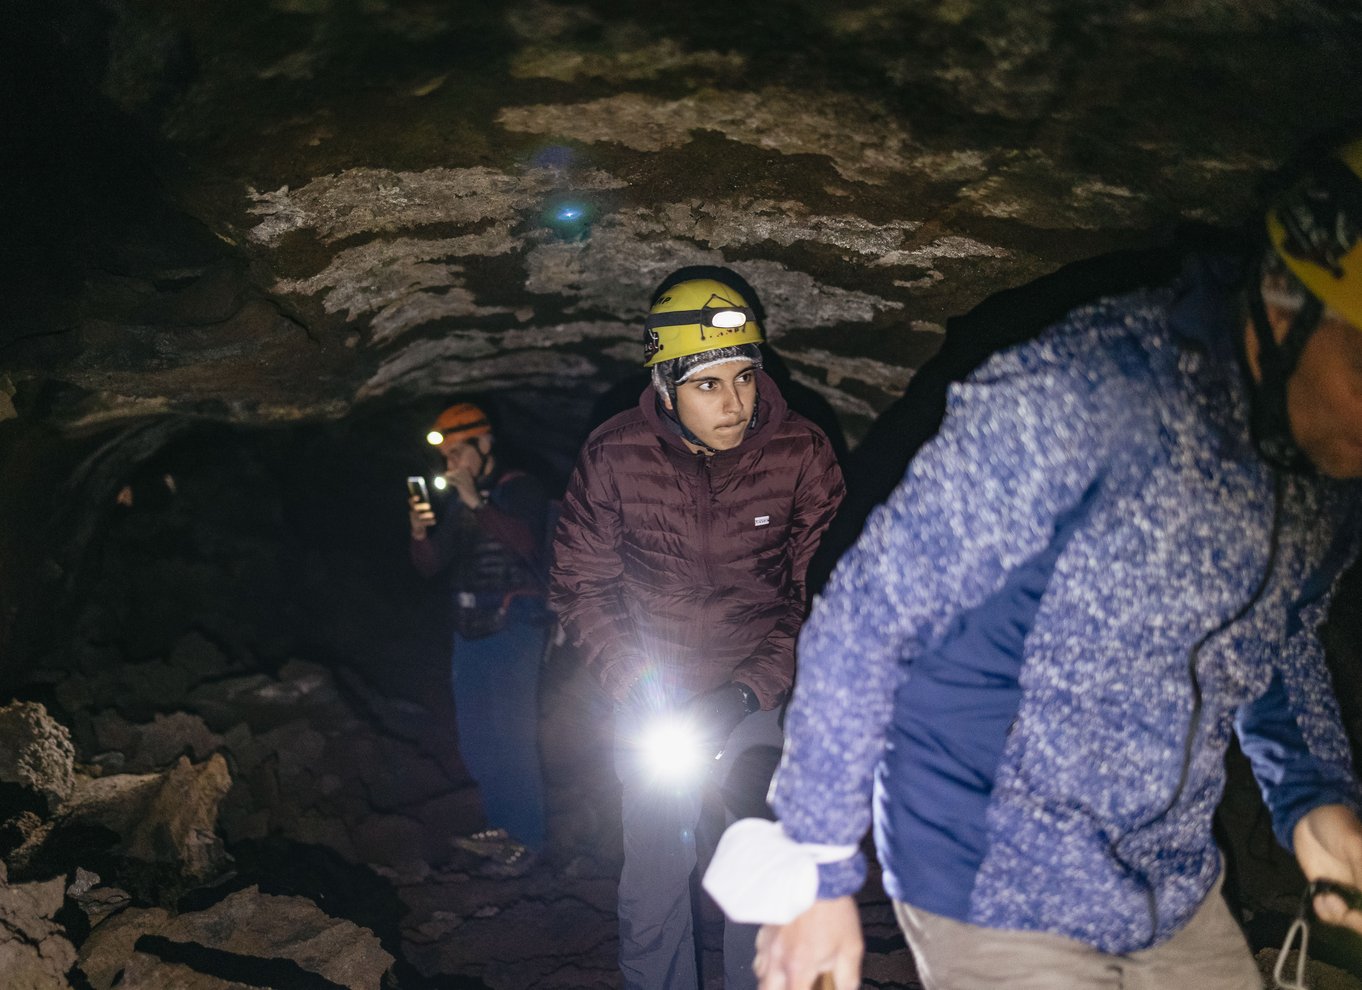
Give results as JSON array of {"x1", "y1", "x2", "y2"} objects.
[{"x1": 712, "y1": 138, "x2": 1362, "y2": 990}]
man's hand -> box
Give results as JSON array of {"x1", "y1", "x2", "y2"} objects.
[
  {"x1": 446, "y1": 468, "x2": 482, "y2": 509},
  {"x1": 682, "y1": 682, "x2": 755, "y2": 759},
  {"x1": 754, "y1": 896, "x2": 862, "y2": 990},
  {"x1": 1294, "y1": 804, "x2": 1362, "y2": 934},
  {"x1": 409, "y1": 495, "x2": 436, "y2": 540}
]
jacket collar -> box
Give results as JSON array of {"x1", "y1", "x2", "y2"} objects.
[
  {"x1": 1167, "y1": 251, "x2": 1248, "y2": 369},
  {"x1": 638, "y1": 368, "x2": 789, "y2": 460}
]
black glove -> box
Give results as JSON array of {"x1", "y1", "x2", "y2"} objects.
[{"x1": 681, "y1": 681, "x2": 759, "y2": 759}]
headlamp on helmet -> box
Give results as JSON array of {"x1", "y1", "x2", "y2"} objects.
[{"x1": 426, "y1": 402, "x2": 492, "y2": 446}]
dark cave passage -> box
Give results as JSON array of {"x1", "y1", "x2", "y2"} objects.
[{"x1": 0, "y1": 399, "x2": 630, "y2": 987}]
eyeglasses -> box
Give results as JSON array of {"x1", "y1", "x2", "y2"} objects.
[{"x1": 1273, "y1": 879, "x2": 1362, "y2": 990}]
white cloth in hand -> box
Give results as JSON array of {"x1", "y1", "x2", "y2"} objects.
[{"x1": 701, "y1": 818, "x2": 857, "y2": 925}]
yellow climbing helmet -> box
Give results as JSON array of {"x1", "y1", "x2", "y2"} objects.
[
  {"x1": 1266, "y1": 137, "x2": 1362, "y2": 332},
  {"x1": 642, "y1": 278, "x2": 765, "y2": 367}
]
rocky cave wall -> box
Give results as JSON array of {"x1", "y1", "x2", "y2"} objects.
[{"x1": 2, "y1": 1, "x2": 1362, "y2": 988}]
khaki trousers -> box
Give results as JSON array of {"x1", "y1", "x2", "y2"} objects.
[{"x1": 894, "y1": 877, "x2": 1261, "y2": 990}]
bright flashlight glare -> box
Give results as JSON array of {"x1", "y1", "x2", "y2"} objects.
[
  {"x1": 432, "y1": 475, "x2": 448, "y2": 491},
  {"x1": 639, "y1": 715, "x2": 706, "y2": 783},
  {"x1": 426, "y1": 430, "x2": 443, "y2": 446},
  {"x1": 710, "y1": 309, "x2": 745, "y2": 328}
]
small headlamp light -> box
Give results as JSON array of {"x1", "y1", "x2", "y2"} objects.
[
  {"x1": 644, "y1": 305, "x2": 756, "y2": 333},
  {"x1": 426, "y1": 430, "x2": 444, "y2": 446},
  {"x1": 707, "y1": 308, "x2": 747, "y2": 328}
]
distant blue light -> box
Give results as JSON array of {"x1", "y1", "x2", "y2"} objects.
[{"x1": 541, "y1": 198, "x2": 596, "y2": 241}]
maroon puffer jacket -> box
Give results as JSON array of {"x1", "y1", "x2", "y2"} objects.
[{"x1": 550, "y1": 371, "x2": 845, "y2": 709}]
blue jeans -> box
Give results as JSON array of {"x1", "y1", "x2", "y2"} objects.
[{"x1": 451, "y1": 597, "x2": 550, "y2": 850}]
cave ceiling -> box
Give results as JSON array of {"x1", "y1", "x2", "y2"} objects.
[{"x1": 4, "y1": 0, "x2": 1362, "y2": 449}]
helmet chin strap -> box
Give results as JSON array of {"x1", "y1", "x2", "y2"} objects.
[
  {"x1": 680, "y1": 424, "x2": 718, "y2": 455},
  {"x1": 657, "y1": 393, "x2": 760, "y2": 455},
  {"x1": 1244, "y1": 266, "x2": 1322, "y2": 474},
  {"x1": 468, "y1": 441, "x2": 493, "y2": 483}
]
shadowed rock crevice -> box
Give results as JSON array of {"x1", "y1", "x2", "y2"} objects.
[{"x1": 132, "y1": 933, "x2": 359, "y2": 990}]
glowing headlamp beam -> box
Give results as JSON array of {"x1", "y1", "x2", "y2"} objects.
[{"x1": 637, "y1": 714, "x2": 710, "y2": 784}]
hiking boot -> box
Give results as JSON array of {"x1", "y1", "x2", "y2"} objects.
[
  {"x1": 452, "y1": 828, "x2": 537, "y2": 877},
  {"x1": 478, "y1": 843, "x2": 537, "y2": 878},
  {"x1": 451, "y1": 828, "x2": 515, "y2": 858}
]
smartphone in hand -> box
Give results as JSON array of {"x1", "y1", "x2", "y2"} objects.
[{"x1": 407, "y1": 476, "x2": 430, "y2": 502}]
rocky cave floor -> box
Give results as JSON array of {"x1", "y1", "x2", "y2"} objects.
[
  {"x1": 5, "y1": 635, "x2": 1362, "y2": 990},
  {"x1": 0, "y1": 628, "x2": 920, "y2": 990}
]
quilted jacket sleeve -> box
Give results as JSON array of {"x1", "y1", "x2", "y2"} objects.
[
  {"x1": 410, "y1": 498, "x2": 467, "y2": 577},
  {"x1": 550, "y1": 438, "x2": 649, "y2": 700},
  {"x1": 733, "y1": 427, "x2": 846, "y2": 709}
]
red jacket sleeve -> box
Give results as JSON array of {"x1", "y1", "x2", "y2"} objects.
[
  {"x1": 549, "y1": 441, "x2": 649, "y2": 699},
  {"x1": 733, "y1": 428, "x2": 846, "y2": 708},
  {"x1": 410, "y1": 504, "x2": 460, "y2": 577},
  {"x1": 410, "y1": 473, "x2": 546, "y2": 580}
]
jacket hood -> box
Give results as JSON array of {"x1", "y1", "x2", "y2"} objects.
[{"x1": 638, "y1": 368, "x2": 790, "y2": 458}]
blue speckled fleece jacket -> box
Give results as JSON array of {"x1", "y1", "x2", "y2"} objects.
[{"x1": 771, "y1": 259, "x2": 1362, "y2": 954}]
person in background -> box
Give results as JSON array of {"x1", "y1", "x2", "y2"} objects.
[
  {"x1": 550, "y1": 275, "x2": 845, "y2": 990},
  {"x1": 721, "y1": 136, "x2": 1362, "y2": 989},
  {"x1": 409, "y1": 401, "x2": 552, "y2": 877}
]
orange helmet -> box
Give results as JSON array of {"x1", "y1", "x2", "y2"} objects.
[{"x1": 426, "y1": 403, "x2": 491, "y2": 446}]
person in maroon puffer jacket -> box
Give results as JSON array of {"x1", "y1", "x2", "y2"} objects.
[{"x1": 550, "y1": 275, "x2": 845, "y2": 990}]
